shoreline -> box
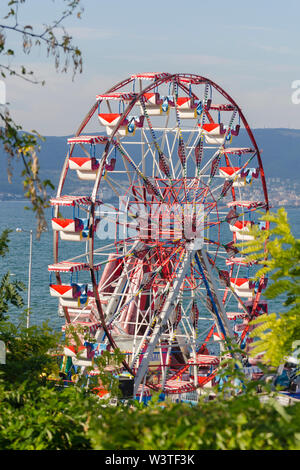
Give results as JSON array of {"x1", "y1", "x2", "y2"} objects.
[{"x1": 0, "y1": 198, "x2": 300, "y2": 210}]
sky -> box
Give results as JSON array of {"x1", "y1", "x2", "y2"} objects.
[{"x1": 2, "y1": 0, "x2": 300, "y2": 135}]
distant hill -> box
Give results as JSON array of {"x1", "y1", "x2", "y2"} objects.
[
  {"x1": 234, "y1": 128, "x2": 300, "y2": 180},
  {"x1": 0, "y1": 135, "x2": 70, "y2": 197},
  {"x1": 0, "y1": 128, "x2": 299, "y2": 197}
]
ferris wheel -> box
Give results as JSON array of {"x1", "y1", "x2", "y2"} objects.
[{"x1": 48, "y1": 73, "x2": 269, "y2": 400}]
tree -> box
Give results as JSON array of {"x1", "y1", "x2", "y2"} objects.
[
  {"x1": 0, "y1": 0, "x2": 84, "y2": 237},
  {"x1": 0, "y1": 384, "x2": 94, "y2": 450},
  {"x1": 239, "y1": 208, "x2": 300, "y2": 368},
  {"x1": 0, "y1": 317, "x2": 61, "y2": 386},
  {"x1": 0, "y1": 317, "x2": 97, "y2": 450},
  {"x1": 89, "y1": 391, "x2": 300, "y2": 450}
]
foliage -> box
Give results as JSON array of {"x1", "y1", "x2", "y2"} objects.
[
  {"x1": 63, "y1": 322, "x2": 125, "y2": 397},
  {"x1": 0, "y1": 384, "x2": 96, "y2": 450},
  {"x1": 0, "y1": 113, "x2": 54, "y2": 235},
  {"x1": 88, "y1": 353, "x2": 300, "y2": 451},
  {"x1": 0, "y1": 271, "x2": 24, "y2": 321},
  {"x1": 1, "y1": 317, "x2": 299, "y2": 451},
  {"x1": 89, "y1": 391, "x2": 300, "y2": 450},
  {"x1": 91, "y1": 348, "x2": 125, "y2": 398},
  {"x1": 0, "y1": 316, "x2": 62, "y2": 386},
  {"x1": 0, "y1": 0, "x2": 84, "y2": 237},
  {"x1": 0, "y1": 0, "x2": 83, "y2": 82},
  {"x1": 0, "y1": 317, "x2": 299, "y2": 451},
  {"x1": 239, "y1": 208, "x2": 300, "y2": 367},
  {"x1": 0, "y1": 312, "x2": 97, "y2": 450},
  {"x1": 0, "y1": 228, "x2": 11, "y2": 257}
]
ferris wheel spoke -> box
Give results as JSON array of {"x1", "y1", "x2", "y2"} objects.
[
  {"x1": 162, "y1": 131, "x2": 178, "y2": 179},
  {"x1": 140, "y1": 127, "x2": 167, "y2": 179},
  {"x1": 133, "y1": 246, "x2": 193, "y2": 394}
]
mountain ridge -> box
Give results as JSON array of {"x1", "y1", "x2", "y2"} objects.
[{"x1": 0, "y1": 128, "x2": 299, "y2": 197}]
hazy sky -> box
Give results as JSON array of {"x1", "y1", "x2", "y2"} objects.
[{"x1": 3, "y1": 0, "x2": 300, "y2": 135}]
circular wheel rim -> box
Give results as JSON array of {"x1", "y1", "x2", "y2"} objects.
[{"x1": 50, "y1": 72, "x2": 269, "y2": 397}]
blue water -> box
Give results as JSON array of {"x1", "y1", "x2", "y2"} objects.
[
  {"x1": 0, "y1": 201, "x2": 299, "y2": 331},
  {"x1": 0, "y1": 203, "x2": 64, "y2": 330}
]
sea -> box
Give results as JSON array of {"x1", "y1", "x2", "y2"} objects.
[{"x1": 0, "y1": 201, "x2": 299, "y2": 332}]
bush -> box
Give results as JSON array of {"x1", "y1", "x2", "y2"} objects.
[
  {"x1": 89, "y1": 392, "x2": 300, "y2": 450},
  {"x1": 0, "y1": 384, "x2": 97, "y2": 450}
]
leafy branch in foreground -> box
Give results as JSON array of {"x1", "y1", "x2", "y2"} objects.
[
  {"x1": 0, "y1": 0, "x2": 83, "y2": 83},
  {"x1": 63, "y1": 322, "x2": 124, "y2": 398},
  {"x1": 0, "y1": 228, "x2": 11, "y2": 257},
  {"x1": 0, "y1": 0, "x2": 84, "y2": 237},
  {"x1": 0, "y1": 316, "x2": 94, "y2": 450},
  {"x1": 0, "y1": 108, "x2": 54, "y2": 236},
  {"x1": 0, "y1": 317, "x2": 61, "y2": 386},
  {"x1": 238, "y1": 208, "x2": 300, "y2": 367},
  {"x1": 0, "y1": 272, "x2": 24, "y2": 321}
]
